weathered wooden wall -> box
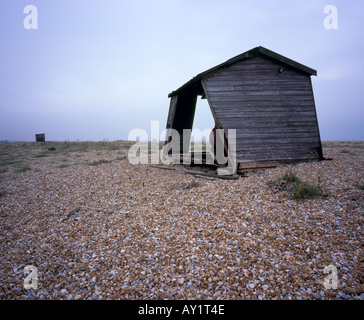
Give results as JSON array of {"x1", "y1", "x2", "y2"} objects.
[
  {"x1": 166, "y1": 93, "x2": 197, "y2": 152},
  {"x1": 201, "y1": 56, "x2": 322, "y2": 166}
]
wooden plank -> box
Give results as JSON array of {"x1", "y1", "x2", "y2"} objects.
[
  {"x1": 217, "y1": 119, "x2": 317, "y2": 126},
  {"x1": 235, "y1": 146, "x2": 321, "y2": 155},
  {"x1": 217, "y1": 121, "x2": 317, "y2": 128},
  {"x1": 233, "y1": 127, "x2": 319, "y2": 134},
  {"x1": 235, "y1": 141, "x2": 321, "y2": 148},
  {"x1": 204, "y1": 76, "x2": 310, "y2": 86},
  {"x1": 214, "y1": 110, "x2": 316, "y2": 117},
  {"x1": 235, "y1": 134, "x2": 320, "y2": 141},
  {"x1": 218, "y1": 116, "x2": 318, "y2": 125},
  {"x1": 234, "y1": 137, "x2": 320, "y2": 146},
  {"x1": 218, "y1": 112, "x2": 317, "y2": 119},
  {"x1": 238, "y1": 155, "x2": 321, "y2": 162},
  {"x1": 308, "y1": 77, "x2": 324, "y2": 160},
  {"x1": 207, "y1": 90, "x2": 313, "y2": 96},
  {"x1": 236, "y1": 149, "x2": 320, "y2": 156},
  {"x1": 210, "y1": 104, "x2": 314, "y2": 111},
  {"x1": 229, "y1": 56, "x2": 272, "y2": 65},
  {"x1": 235, "y1": 144, "x2": 321, "y2": 153},
  {"x1": 235, "y1": 139, "x2": 320, "y2": 146},
  {"x1": 220, "y1": 65, "x2": 305, "y2": 75},
  {"x1": 214, "y1": 106, "x2": 315, "y2": 112},
  {"x1": 237, "y1": 156, "x2": 320, "y2": 163},
  {"x1": 208, "y1": 98, "x2": 314, "y2": 104},
  {"x1": 235, "y1": 147, "x2": 320, "y2": 156},
  {"x1": 214, "y1": 111, "x2": 315, "y2": 120},
  {"x1": 209, "y1": 100, "x2": 314, "y2": 107},
  {"x1": 206, "y1": 89, "x2": 313, "y2": 97},
  {"x1": 237, "y1": 158, "x2": 320, "y2": 172},
  {"x1": 238, "y1": 160, "x2": 279, "y2": 170},
  {"x1": 207, "y1": 94, "x2": 314, "y2": 102},
  {"x1": 205, "y1": 84, "x2": 312, "y2": 92},
  {"x1": 205, "y1": 69, "x2": 309, "y2": 78},
  {"x1": 204, "y1": 78, "x2": 311, "y2": 85},
  {"x1": 216, "y1": 118, "x2": 317, "y2": 125},
  {"x1": 235, "y1": 151, "x2": 321, "y2": 160},
  {"x1": 166, "y1": 95, "x2": 178, "y2": 128},
  {"x1": 236, "y1": 147, "x2": 321, "y2": 155},
  {"x1": 235, "y1": 135, "x2": 320, "y2": 142},
  {"x1": 237, "y1": 156, "x2": 320, "y2": 164},
  {"x1": 206, "y1": 83, "x2": 312, "y2": 92},
  {"x1": 205, "y1": 85, "x2": 312, "y2": 92},
  {"x1": 236, "y1": 151, "x2": 321, "y2": 162},
  {"x1": 220, "y1": 120, "x2": 319, "y2": 128},
  {"x1": 235, "y1": 141, "x2": 321, "y2": 153},
  {"x1": 203, "y1": 72, "x2": 309, "y2": 82}
]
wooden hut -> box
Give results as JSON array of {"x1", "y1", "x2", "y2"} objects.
[{"x1": 165, "y1": 46, "x2": 323, "y2": 174}]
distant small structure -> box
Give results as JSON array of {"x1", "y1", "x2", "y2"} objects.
[{"x1": 35, "y1": 133, "x2": 45, "y2": 142}]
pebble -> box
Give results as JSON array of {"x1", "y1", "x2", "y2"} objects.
[
  {"x1": 340, "y1": 293, "x2": 350, "y2": 300},
  {"x1": 60, "y1": 289, "x2": 68, "y2": 296},
  {"x1": 311, "y1": 293, "x2": 322, "y2": 300},
  {"x1": 0, "y1": 141, "x2": 363, "y2": 300}
]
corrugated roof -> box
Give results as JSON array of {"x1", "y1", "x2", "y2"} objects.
[{"x1": 168, "y1": 46, "x2": 317, "y2": 98}]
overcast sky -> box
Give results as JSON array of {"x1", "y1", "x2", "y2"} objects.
[{"x1": 0, "y1": 0, "x2": 363, "y2": 141}]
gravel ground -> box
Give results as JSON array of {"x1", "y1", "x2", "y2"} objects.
[{"x1": 0, "y1": 141, "x2": 363, "y2": 300}]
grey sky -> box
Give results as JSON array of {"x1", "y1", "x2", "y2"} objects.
[{"x1": 0, "y1": 0, "x2": 363, "y2": 141}]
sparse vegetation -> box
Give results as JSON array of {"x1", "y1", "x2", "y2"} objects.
[
  {"x1": 107, "y1": 145, "x2": 120, "y2": 151},
  {"x1": 355, "y1": 183, "x2": 364, "y2": 190},
  {"x1": 86, "y1": 159, "x2": 112, "y2": 166},
  {"x1": 269, "y1": 170, "x2": 323, "y2": 201},
  {"x1": 269, "y1": 170, "x2": 299, "y2": 185},
  {"x1": 0, "y1": 167, "x2": 8, "y2": 174},
  {"x1": 289, "y1": 181, "x2": 323, "y2": 200},
  {"x1": 0, "y1": 141, "x2": 134, "y2": 178},
  {"x1": 169, "y1": 180, "x2": 201, "y2": 191},
  {"x1": 281, "y1": 171, "x2": 301, "y2": 183},
  {"x1": 0, "y1": 190, "x2": 7, "y2": 198},
  {"x1": 16, "y1": 165, "x2": 32, "y2": 173},
  {"x1": 58, "y1": 164, "x2": 70, "y2": 168},
  {"x1": 35, "y1": 153, "x2": 48, "y2": 158}
]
